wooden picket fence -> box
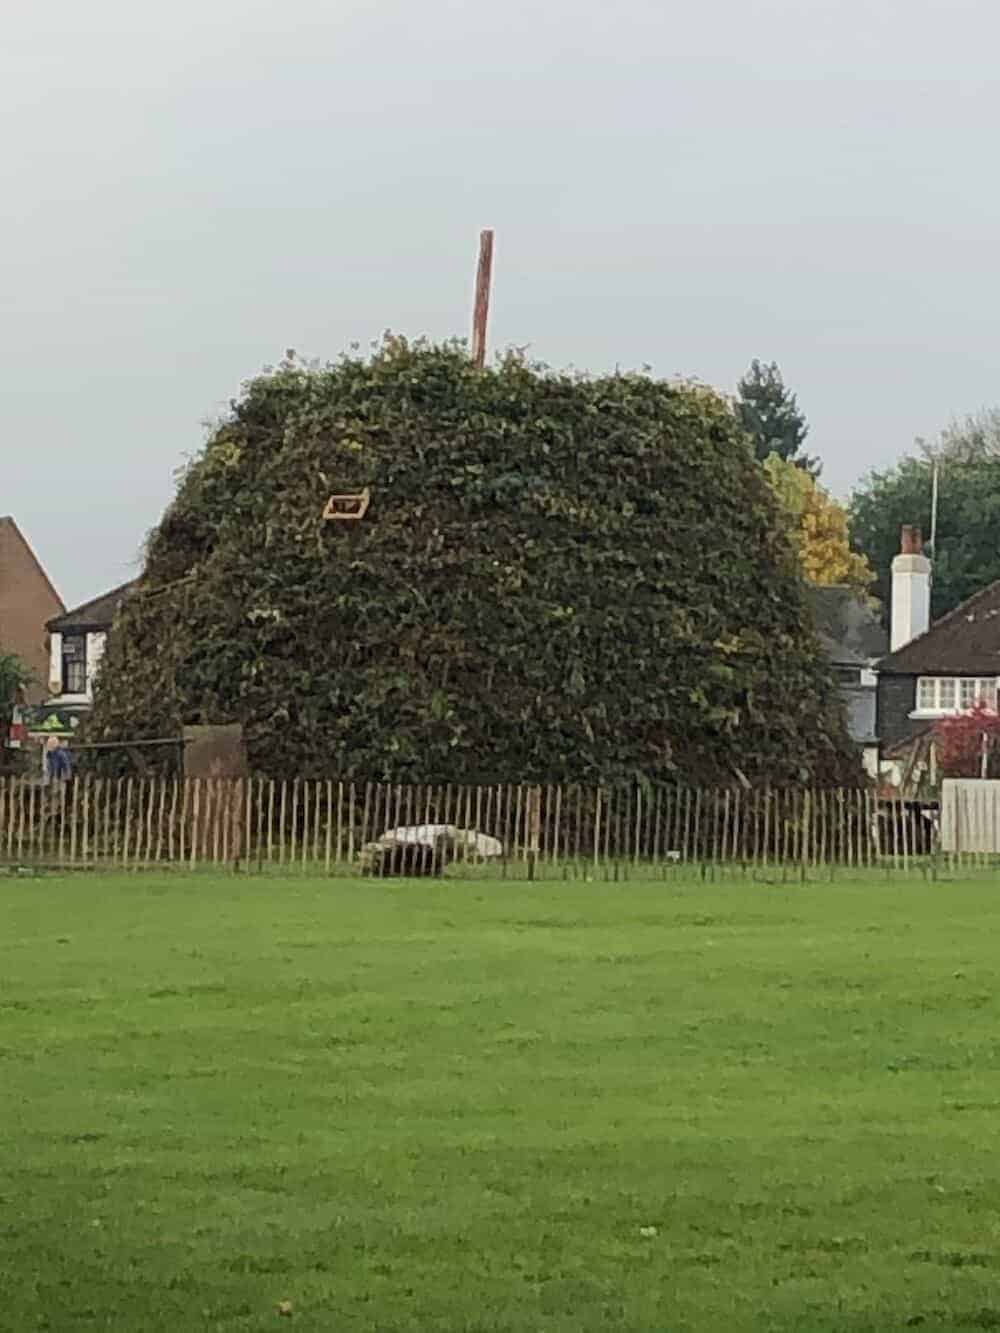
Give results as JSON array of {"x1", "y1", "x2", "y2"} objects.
[{"x1": 0, "y1": 776, "x2": 964, "y2": 877}]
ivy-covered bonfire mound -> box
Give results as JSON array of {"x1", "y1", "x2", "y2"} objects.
[{"x1": 88, "y1": 341, "x2": 856, "y2": 785}]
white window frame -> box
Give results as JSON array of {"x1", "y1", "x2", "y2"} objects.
[{"x1": 912, "y1": 676, "x2": 999, "y2": 718}]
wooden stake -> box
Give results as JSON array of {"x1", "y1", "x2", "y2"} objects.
[
  {"x1": 26, "y1": 778, "x2": 35, "y2": 863},
  {"x1": 732, "y1": 789, "x2": 742, "y2": 867},
  {"x1": 633, "y1": 785, "x2": 642, "y2": 869},
  {"x1": 552, "y1": 784, "x2": 562, "y2": 869},
  {"x1": 81, "y1": 777, "x2": 91, "y2": 866},
  {"x1": 503, "y1": 782, "x2": 513, "y2": 877},
  {"x1": 325, "y1": 780, "x2": 333, "y2": 876},
  {"x1": 4, "y1": 778, "x2": 12, "y2": 862},
  {"x1": 242, "y1": 778, "x2": 252, "y2": 869},
  {"x1": 653, "y1": 786, "x2": 663, "y2": 870},
  {"x1": 220, "y1": 779, "x2": 230, "y2": 867},
  {"x1": 17, "y1": 779, "x2": 25, "y2": 863},
  {"x1": 101, "y1": 779, "x2": 111, "y2": 864},
  {"x1": 211, "y1": 779, "x2": 221, "y2": 866},
  {"x1": 347, "y1": 781, "x2": 356, "y2": 865},
  {"x1": 471, "y1": 228, "x2": 495, "y2": 369},
  {"x1": 146, "y1": 779, "x2": 157, "y2": 868},
  {"x1": 573, "y1": 785, "x2": 582, "y2": 873},
  {"x1": 178, "y1": 778, "x2": 188, "y2": 866},
  {"x1": 360, "y1": 782, "x2": 372, "y2": 862},
  {"x1": 314, "y1": 780, "x2": 322, "y2": 871},
  {"x1": 527, "y1": 786, "x2": 541, "y2": 881},
  {"x1": 55, "y1": 781, "x2": 65, "y2": 865},
  {"x1": 388, "y1": 783, "x2": 403, "y2": 876},
  {"x1": 156, "y1": 778, "x2": 167, "y2": 865},
  {"x1": 123, "y1": 779, "x2": 134, "y2": 869},
  {"x1": 592, "y1": 787, "x2": 602, "y2": 875},
  {"x1": 294, "y1": 778, "x2": 304, "y2": 871},
  {"x1": 267, "y1": 780, "x2": 275, "y2": 866},
  {"x1": 189, "y1": 780, "x2": 199, "y2": 869}
]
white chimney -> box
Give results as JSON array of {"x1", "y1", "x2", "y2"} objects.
[{"x1": 891, "y1": 524, "x2": 931, "y2": 652}]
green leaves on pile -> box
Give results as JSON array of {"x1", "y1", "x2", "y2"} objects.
[{"x1": 87, "y1": 339, "x2": 856, "y2": 785}]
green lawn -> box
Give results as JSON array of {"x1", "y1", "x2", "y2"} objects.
[{"x1": 3, "y1": 873, "x2": 1000, "y2": 1332}]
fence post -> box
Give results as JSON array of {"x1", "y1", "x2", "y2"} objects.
[
  {"x1": 592, "y1": 787, "x2": 602, "y2": 878},
  {"x1": 527, "y1": 785, "x2": 541, "y2": 882}
]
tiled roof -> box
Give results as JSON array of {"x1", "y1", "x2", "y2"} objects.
[
  {"x1": 878, "y1": 579, "x2": 1000, "y2": 676},
  {"x1": 806, "y1": 585, "x2": 887, "y2": 667},
  {"x1": 46, "y1": 580, "x2": 137, "y2": 631}
]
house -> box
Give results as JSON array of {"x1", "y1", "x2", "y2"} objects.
[
  {"x1": 45, "y1": 581, "x2": 136, "y2": 707},
  {"x1": 807, "y1": 584, "x2": 887, "y2": 778},
  {"x1": 877, "y1": 525, "x2": 1000, "y2": 792},
  {"x1": 0, "y1": 515, "x2": 65, "y2": 702}
]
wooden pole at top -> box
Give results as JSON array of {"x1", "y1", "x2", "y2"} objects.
[{"x1": 471, "y1": 229, "x2": 494, "y2": 369}]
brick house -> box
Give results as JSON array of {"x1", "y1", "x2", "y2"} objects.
[{"x1": 0, "y1": 516, "x2": 65, "y2": 702}]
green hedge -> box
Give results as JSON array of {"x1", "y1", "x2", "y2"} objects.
[{"x1": 87, "y1": 340, "x2": 856, "y2": 785}]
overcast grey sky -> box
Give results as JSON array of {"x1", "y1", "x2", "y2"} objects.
[{"x1": 4, "y1": 0, "x2": 999, "y2": 606}]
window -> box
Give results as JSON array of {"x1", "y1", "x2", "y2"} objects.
[
  {"x1": 914, "y1": 676, "x2": 998, "y2": 715},
  {"x1": 835, "y1": 666, "x2": 862, "y2": 685},
  {"x1": 61, "y1": 635, "x2": 87, "y2": 695}
]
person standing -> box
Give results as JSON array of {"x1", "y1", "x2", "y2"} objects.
[{"x1": 45, "y1": 736, "x2": 71, "y2": 782}]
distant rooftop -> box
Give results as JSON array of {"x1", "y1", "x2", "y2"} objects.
[
  {"x1": 806, "y1": 585, "x2": 887, "y2": 668},
  {"x1": 47, "y1": 580, "x2": 137, "y2": 632},
  {"x1": 0, "y1": 515, "x2": 65, "y2": 613}
]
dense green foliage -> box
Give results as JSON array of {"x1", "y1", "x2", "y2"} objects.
[
  {"x1": 0, "y1": 650, "x2": 31, "y2": 758},
  {"x1": 6, "y1": 872, "x2": 1000, "y2": 1331},
  {"x1": 735, "y1": 358, "x2": 818, "y2": 474},
  {"x1": 849, "y1": 445, "x2": 1000, "y2": 621},
  {"x1": 87, "y1": 340, "x2": 855, "y2": 784}
]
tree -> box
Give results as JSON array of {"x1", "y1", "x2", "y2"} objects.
[
  {"x1": 85, "y1": 339, "x2": 858, "y2": 789},
  {"x1": 933, "y1": 701, "x2": 1000, "y2": 778},
  {"x1": 764, "y1": 456, "x2": 874, "y2": 594},
  {"x1": 928, "y1": 407, "x2": 1000, "y2": 463},
  {"x1": 0, "y1": 652, "x2": 32, "y2": 753},
  {"x1": 735, "y1": 359, "x2": 819, "y2": 473},
  {"x1": 849, "y1": 426, "x2": 1000, "y2": 621}
]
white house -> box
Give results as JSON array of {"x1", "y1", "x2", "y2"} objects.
[
  {"x1": 807, "y1": 584, "x2": 887, "y2": 780},
  {"x1": 45, "y1": 582, "x2": 135, "y2": 706},
  {"x1": 876, "y1": 525, "x2": 1000, "y2": 794}
]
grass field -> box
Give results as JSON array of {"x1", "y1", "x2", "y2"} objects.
[{"x1": 3, "y1": 873, "x2": 1000, "y2": 1332}]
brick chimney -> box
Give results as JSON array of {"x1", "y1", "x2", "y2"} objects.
[
  {"x1": 891, "y1": 524, "x2": 931, "y2": 652},
  {"x1": 899, "y1": 524, "x2": 922, "y2": 555}
]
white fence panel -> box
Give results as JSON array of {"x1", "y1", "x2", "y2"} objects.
[{"x1": 941, "y1": 779, "x2": 1000, "y2": 853}]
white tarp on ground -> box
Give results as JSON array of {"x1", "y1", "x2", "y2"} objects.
[
  {"x1": 940, "y1": 779, "x2": 1000, "y2": 853},
  {"x1": 378, "y1": 825, "x2": 503, "y2": 858}
]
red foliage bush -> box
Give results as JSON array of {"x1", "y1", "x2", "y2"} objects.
[{"x1": 933, "y1": 700, "x2": 1000, "y2": 778}]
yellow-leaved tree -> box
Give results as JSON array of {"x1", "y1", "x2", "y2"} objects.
[{"x1": 764, "y1": 455, "x2": 875, "y2": 594}]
